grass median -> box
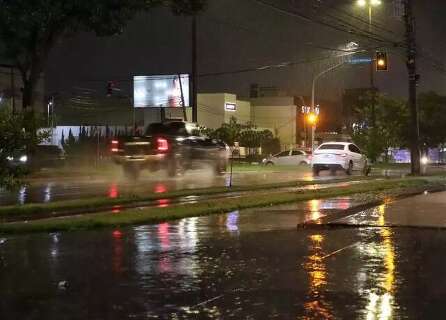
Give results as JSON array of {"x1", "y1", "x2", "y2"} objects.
[
  {"x1": 0, "y1": 176, "x2": 374, "y2": 220},
  {"x1": 0, "y1": 177, "x2": 442, "y2": 234}
]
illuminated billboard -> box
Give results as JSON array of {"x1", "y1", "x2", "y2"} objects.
[{"x1": 133, "y1": 74, "x2": 190, "y2": 108}]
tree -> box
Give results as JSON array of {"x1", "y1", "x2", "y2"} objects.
[
  {"x1": 60, "y1": 130, "x2": 65, "y2": 147},
  {"x1": 418, "y1": 92, "x2": 446, "y2": 149},
  {"x1": 213, "y1": 116, "x2": 242, "y2": 146},
  {"x1": 0, "y1": 109, "x2": 47, "y2": 187},
  {"x1": 350, "y1": 94, "x2": 408, "y2": 162},
  {"x1": 259, "y1": 130, "x2": 280, "y2": 155},
  {"x1": 0, "y1": 0, "x2": 206, "y2": 109}
]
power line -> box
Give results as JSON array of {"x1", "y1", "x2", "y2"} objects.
[
  {"x1": 252, "y1": 0, "x2": 404, "y2": 48},
  {"x1": 199, "y1": 51, "x2": 359, "y2": 78},
  {"x1": 316, "y1": 0, "x2": 398, "y2": 36},
  {"x1": 314, "y1": 8, "x2": 401, "y2": 45}
]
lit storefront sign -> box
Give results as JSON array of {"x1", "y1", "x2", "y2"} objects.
[{"x1": 225, "y1": 103, "x2": 237, "y2": 111}]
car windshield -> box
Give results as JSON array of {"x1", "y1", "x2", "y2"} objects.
[{"x1": 318, "y1": 144, "x2": 345, "y2": 150}]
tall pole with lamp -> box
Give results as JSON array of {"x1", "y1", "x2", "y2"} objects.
[
  {"x1": 309, "y1": 41, "x2": 359, "y2": 152},
  {"x1": 356, "y1": 0, "x2": 382, "y2": 129}
]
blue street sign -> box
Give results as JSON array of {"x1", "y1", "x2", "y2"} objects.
[{"x1": 348, "y1": 58, "x2": 372, "y2": 65}]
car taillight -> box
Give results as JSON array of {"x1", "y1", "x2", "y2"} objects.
[
  {"x1": 111, "y1": 140, "x2": 119, "y2": 153},
  {"x1": 157, "y1": 138, "x2": 169, "y2": 152}
]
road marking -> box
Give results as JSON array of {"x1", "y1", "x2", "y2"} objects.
[
  {"x1": 190, "y1": 294, "x2": 225, "y2": 309},
  {"x1": 320, "y1": 242, "x2": 360, "y2": 260},
  {"x1": 320, "y1": 235, "x2": 376, "y2": 260}
]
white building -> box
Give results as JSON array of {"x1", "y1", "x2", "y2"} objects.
[{"x1": 163, "y1": 93, "x2": 299, "y2": 149}]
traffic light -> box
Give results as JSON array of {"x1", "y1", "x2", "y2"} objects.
[{"x1": 376, "y1": 51, "x2": 388, "y2": 71}]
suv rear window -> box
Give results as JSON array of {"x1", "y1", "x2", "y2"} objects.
[
  {"x1": 145, "y1": 122, "x2": 189, "y2": 136},
  {"x1": 318, "y1": 144, "x2": 345, "y2": 150}
]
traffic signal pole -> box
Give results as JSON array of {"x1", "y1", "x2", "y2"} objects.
[{"x1": 404, "y1": 0, "x2": 421, "y2": 175}]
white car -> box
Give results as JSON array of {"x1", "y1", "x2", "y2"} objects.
[
  {"x1": 311, "y1": 142, "x2": 368, "y2": 176},
  {"x1": 262, "y1": 150, "x2": 311, "y2": 166}
]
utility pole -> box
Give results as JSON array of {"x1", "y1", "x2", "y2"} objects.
[
  {"x1": 404, "y1": 0, "x2": 421, "y2": 175},
  {"x1": 370, "y1": 51, "x2": 376, "y2": 128},
  {"x1": 191, "y1": 15, "x2": 198, "y2": 123}
]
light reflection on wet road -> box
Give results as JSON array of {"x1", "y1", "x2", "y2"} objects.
[
  {"x1": 0, "y1": 167, "x2": 391, "y2": 206},
  {"x1": 1, "y1": 197, "x2": 445, "y2": 318},
  {"x1": 0, "y1": 170, "x2": 321, "y2": 205},
  {"x1": 0, "y1": 163, "x2": 418, "y2": 206}
]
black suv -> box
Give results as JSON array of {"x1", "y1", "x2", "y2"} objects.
[{"x1": 111, "y1": 121, "x2": 230, "y2": 179}]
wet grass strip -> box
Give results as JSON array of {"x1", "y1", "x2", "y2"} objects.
[
  {"x1": 0, "y1": 177, "x2": 373, "y2": 219},
  {"x1": 0, "y1": 178, "x2": 441, "y2": 234}
]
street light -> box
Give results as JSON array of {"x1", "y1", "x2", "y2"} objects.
[
  {"x1": 307, "y1": 113, "x2": 318, "y2": 126},
  {"x1": 310, "y1": 62, "x2": 344, "y2": 152},
  {"x1": 356, "y1": 0, "x2": 382, "y2": 134},
  {"x1": 356, "y1": 0, "x2": 382, "y2": 31},
  {"x1": 310, "y1": 43, "x2": 358, "y2": 152},
  {"x1": 370, "y1": 0, "x2": 382, "y2": 5}
]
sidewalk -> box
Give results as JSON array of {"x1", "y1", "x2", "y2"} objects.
[{"x1": 331, "y1": 190, "x2": 446, "y2": 228}]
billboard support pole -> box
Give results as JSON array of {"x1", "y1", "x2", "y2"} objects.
[
  {"x1": 133, "y1": 107, "x2": 136, "y2": 135},
  {"x1": 178, "y1": 74, "x2": 187, "y2": 122},
  {"x1": 191, "y1": 15, "x2": 198, "y2": 123},
  {"x1": 160, "y1": 107, "x2": 165, "y2": 123}
]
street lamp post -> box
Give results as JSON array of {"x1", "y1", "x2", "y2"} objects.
[
  {"x1": 357, "y1": 0, "x2": 382, "y2": 30},
  {"x1": 309, "y1": 42, "x2": 360, "y2": 152},
  {"x1": 356, "y1": 0, "x2": 382, "y2": 130}
]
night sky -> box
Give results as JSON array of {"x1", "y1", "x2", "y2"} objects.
[{"x1": 45, "y1": 0, "x2": 446, "y2": 104}]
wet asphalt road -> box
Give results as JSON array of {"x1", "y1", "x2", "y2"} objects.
[
  {"x1": 2, "y1": 194, "x2": 446, "y2": 319},
  {"x1": 0, "y1": 166, "x2": 411, "y2": 206},
  {"x1": 0, "y1": 169, "x2": 334, "y2": 206}
]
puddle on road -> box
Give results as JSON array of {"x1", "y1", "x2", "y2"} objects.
[{"x1": 2, "y1": 196, "x2": 443, "y2": 319}]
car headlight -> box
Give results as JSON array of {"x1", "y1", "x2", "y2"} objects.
[
  {"x1": 6, "y1": 156, "x2": 13, "y2": 161},
  {"x1": 19, "y1": 155, "x2": 28, "y2": 163}
]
